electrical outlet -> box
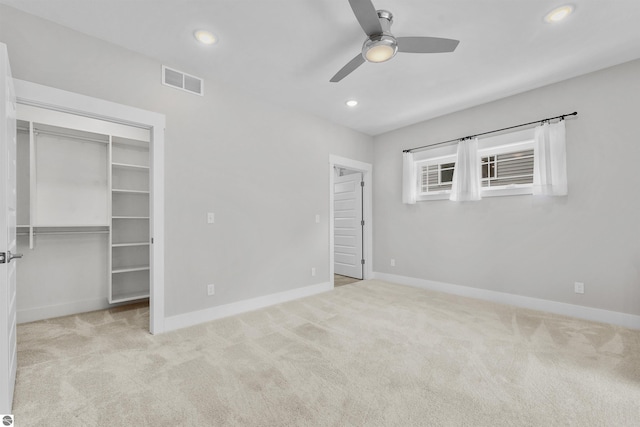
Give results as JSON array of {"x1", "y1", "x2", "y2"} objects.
[
  {"x1": 574, "y1": 282, "x2": 584, "y2": 294},
  {"x1": 311, "y1": 267, "x2": 316, "y2": 277},
  {"x1": 207, "y1": 284, "x2": 215, "y2": 296},
  {"x1": 207, "y1": 212, "x2": 215, "y2": 224},
  {"x1": 390, "y1": 259, "x2": 396, "y2": 267}
]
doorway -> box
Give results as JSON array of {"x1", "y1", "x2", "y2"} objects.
[
  {"x1": 329, "y1": 155, "x2": 372, "y2": 288},
  {"x1": 333, "y1": 167, "x2": 363, "y2": 285},
  {"x1": 13, "y1": 79, "x2": 165, "y2": 334}
]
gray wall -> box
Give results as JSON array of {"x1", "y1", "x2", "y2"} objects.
[
  {"x1": 373, "y1": 59, "x2": 640, "y2": 316},
  {"x1": 0, "y1": 5, "x2": 373, "y2": 318}
]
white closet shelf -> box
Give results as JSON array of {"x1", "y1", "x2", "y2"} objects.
[
  {"x1": 112, "y1": 189, "x2": 150, "y2": 194},
  {"x1": 19, "y1": 230, "x2": 109, "y2": 236},
  {"x1": 112, "y1": 216, "x2": 149, "y2": 219},
  {"x1": 111, "y1": 162, "x2": 149, "y2": 171},
  {"x1": 112, "y1": 137, "x2": 149, "y2": 146},
  {"x1": 112, "y1": 265, "x2": 150, "y2": 274},
  {"x1": 31, "y1": 224, "x2": 110, "y2": 228},
  {"x1": 111, "y1": 290, "x2": 150, "y2": 304},
  {"x1": 112, "y1": 242, "x2": 150, "y2": 247}
]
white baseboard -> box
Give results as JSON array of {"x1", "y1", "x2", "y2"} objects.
[
  {"x1": 164, "y1": 282, "x2": 333, "y2": 333},
  {"x1": 17, "y1": 297, "x2": 114, "y2": 324},
  {"x1": 373, "y1": 272, "x2": 640, "y2": 330}
]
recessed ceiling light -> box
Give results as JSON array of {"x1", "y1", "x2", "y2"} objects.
[
  {"x1": 194, "y1": 30, "x2": 217, "y2": 45},
  {"x1": 544, "y1": 5, "x2": 574, "y2": 23},
  {"x1": 346, "y1": 100, "x2": 358, "y2": 107}
]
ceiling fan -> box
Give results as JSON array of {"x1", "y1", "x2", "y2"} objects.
[{"x1": 330, "y1": 0, "x2": 460, "y2": 82}]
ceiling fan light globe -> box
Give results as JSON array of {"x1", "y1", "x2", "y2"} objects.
[
  {"x1": 362, "y1": 36, "x2": 398, "y2": 63},
  {"x1": 365, "y1": 44, "x2": 395, "y2": 62}
]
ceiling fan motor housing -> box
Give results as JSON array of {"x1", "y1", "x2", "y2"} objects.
[{"x1": 362, "y1": 10, "x2": 397, "y2": 63}]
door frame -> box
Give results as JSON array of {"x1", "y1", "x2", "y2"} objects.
[
  {"x1": 14, "y1": 79, "x2": 166, "y2": 334},
  {"x1": 329, "y1": 155, "x2": 372, "y2": 287}
]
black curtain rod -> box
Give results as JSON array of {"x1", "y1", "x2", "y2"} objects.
[{"x1": 402, "y1": 111, "x2": 578, "y2": 153}]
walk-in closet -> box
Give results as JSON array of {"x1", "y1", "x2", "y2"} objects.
[{"x1": 16, "y1": 104, "x2": 152, "y2": 322}]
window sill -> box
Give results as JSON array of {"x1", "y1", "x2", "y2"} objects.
[
  {"x1": 417, "y1": 185, "x2": 532, "y2": 202},
  {"x1": 482, "y1": 185, "x2": 532, "y2": 198},
  {"x1": 417, "y1": 192, "x2": 451, "y2": 201}
]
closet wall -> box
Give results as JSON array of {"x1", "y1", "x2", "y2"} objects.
[{"x1": 16, "y1": 104, "x2": 151, "y2": 323}]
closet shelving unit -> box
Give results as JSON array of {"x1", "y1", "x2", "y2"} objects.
[
  {"x1": 109, "y1": 136, "x2": 151, "y2": 303},
  {"x1": 16, "y1": 115, "x2": 151, "y2": 305}
]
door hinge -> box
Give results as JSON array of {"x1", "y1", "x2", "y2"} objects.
[
  {"x1": 361, "y1": 220, "x2": 365, "y2": 226},
  {"x1": 0, "y1": 252, "x2": 5, "y2": 264},
  {"x1": 360, "y1": 181, "x2": 364, "y2": 187},
  {"x1": 361, "y1": 259, "x2": 365, "y2": 265},
  {"x1": 151, "y1": 237, "x2": 154, "y2": 244}
]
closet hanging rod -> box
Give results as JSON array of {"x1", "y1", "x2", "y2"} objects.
[
  {"x1": 33, "y1": 128, "x2": 109, "y2": 144},
  {"x1": 402, "y1": 111, "x2": 578, "y2": 153},
  {"x1": 17, "y1": 230, "x2": 110, "y2": 236}
]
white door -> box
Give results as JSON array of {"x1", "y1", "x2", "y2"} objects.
[
  {"x1": 333, "y1": 171, "x2": 363, "y2": 279},
  {"x1": 0, "y1": 43, "x2": 18, "y2": 415}
]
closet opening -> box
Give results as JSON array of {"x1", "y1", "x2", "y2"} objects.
[{"x1": 13, "y1": 79, "x2": 165, "y2": 334}]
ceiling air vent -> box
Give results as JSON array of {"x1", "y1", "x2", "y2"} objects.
[{"x1": 162, "y1": 65, "x2": 204, "y2": 96}]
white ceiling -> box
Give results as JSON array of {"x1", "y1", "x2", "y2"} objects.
[{"x1": 3, "y1": 0, "x2": 640, "y2": 135}]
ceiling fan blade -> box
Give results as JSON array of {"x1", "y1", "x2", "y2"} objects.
[
  {"x1": 397, "y1": 37, "x2": 460, "y2": 53},
  {"x1": 348, "y1": 0, "x2": 382, "y2": 36},
  {"x1": 330, "y1": 54, "x2": 366, "y2": 82}
]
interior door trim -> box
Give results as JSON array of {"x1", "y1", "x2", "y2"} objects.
[{"x1": 13, "y1": 79, "x2": 166, "y2": 334}]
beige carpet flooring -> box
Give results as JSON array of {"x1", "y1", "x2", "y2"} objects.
[{"x1": 14, "y1": 280, "x2": 640, "y2": 426}]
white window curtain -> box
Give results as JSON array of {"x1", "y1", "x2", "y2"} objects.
[
  {"x1": 533, "y1": 120, "x2": 568, "y2": 196},
  {"x1": 450, "y1": 138, "x2": 481, "y2": 201},
  {"x1": 402, "y1": 152, "x2": 416, "y2": 204}
]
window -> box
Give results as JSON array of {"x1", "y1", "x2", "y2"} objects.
[
  {"x1": 415, "y1": 151, "x2": 456, "y2": 199},
  {"x1": 414, "y1": 128, "x2": 535, "y2": 201},
  {"x1": 420, "y1": 160, "x2": 455, "y2": 193},
  {"x1": 481, "y1": 147, "x2": 534, "y2": 189}
]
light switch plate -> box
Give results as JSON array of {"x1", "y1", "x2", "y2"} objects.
[{"x1": 207, "y1": 212, "x2": 215, "y2": 224}]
